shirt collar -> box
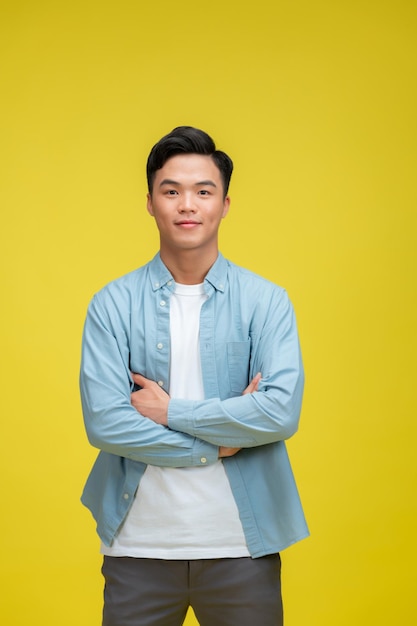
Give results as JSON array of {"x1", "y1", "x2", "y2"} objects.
[
  {"x1": 148, "y1": 252, "x2": 227, "y2": 293},
  {"x1": 204, "y1": 253, "x2": 227, "y2": 293}
]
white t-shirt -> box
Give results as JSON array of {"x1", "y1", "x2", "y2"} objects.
[{"x1": 102, "y1": 282, "x2": 249, "y2": 559}]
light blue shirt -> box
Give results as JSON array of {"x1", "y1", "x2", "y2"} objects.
[{"x1": 80, "y1": 253, "x2": 309, "y2": 557}]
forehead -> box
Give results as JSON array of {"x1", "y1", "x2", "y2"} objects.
[{"x1": 154, "y1": 154, "x2": 222, "y2": 184}]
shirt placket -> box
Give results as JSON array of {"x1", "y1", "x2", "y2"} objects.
[
  {"x1": 200, "y1": 284, "x2": 220, "y2": 400},
  {"x1": 153, "y1": 282, "x2": 172, "y2": 394}
]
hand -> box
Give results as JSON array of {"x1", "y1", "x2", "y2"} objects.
[
  {"x1": 243, "y1": 372, "x2": 262, "y2": 395},
  {"x1": 218, "y1": 372, "x2": 262, "y2": 459},
  {"x1": 219, "y1": 446, "x2": 241, "y2": 458},
  {"x1": 130, "y1": 373, "x2": 169, "y2": 426}
]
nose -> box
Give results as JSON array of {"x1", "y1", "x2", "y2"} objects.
[{"x1": 178, "y1": 192, "x2": 196, "y2": 213}]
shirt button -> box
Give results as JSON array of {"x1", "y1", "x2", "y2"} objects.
[
  {"x1": 160, "y1": 300, "x2": 166, "y2": 306},
  {"x1": 219, "y1": 283, "x2": 224, "y2": 290},
  {"x1": 123, "y1": 493, "x2": 129, "y2": 500},
  {"x1": 157, "y1": 380, "x2": 164, "y2": 387},
  {"x1": 154, "y1": 282, "x2": 160, "y2": 288},
  {"x1": 157, "y1": 343, "x2": 163, "y2": 349},
  {"x1": 200, "y1": 457, "x2": 207, "y2": 464},
  {"x1": 167, "y1": 280, "x2": 172, "y2": 286}
]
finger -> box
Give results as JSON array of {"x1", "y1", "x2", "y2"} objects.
[
  {"x1": 219, "y1": 446, "x2": 241, "y2": 458},
  {"x1": 243, "y1": 372, "x2": 262, "y2": 395},
  {"x1": 131, "y1": 372, "x2": 151, "y2": 386},
  {"x1": 250, "y1": 372, "x2": 262, "y2": 390}
]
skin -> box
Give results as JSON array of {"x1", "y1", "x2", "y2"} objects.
[
  {"x1": 131, "y1": 372, "x2": 262, "y2": 458},
  {"x1": 146, "y1": 153, "x2": 230, "y2": 285},
  {"x1": 132, "y1": 153, "x2": 261, "y2": 458}
]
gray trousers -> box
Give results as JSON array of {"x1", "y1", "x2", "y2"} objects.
[{"x1": 102, "y1": 555, "x2": 283, "y2": 626}]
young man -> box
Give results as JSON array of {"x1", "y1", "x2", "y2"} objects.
[{"x1": 80, "y1": 126, "x2": 308, "y2": 626}]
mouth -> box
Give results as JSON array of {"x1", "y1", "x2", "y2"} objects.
[{"x1": 175, "y1": 220, "x2": 201, "y2": 228}]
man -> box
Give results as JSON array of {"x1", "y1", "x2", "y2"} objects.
[{"x1": 80, "y1": 126, "x2": 308, "y2": 626}]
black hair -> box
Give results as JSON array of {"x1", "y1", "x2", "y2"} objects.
[{"x1": 146, "y1": 126, "x2": 233, "y2": 197}]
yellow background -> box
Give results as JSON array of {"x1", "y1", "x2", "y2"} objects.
[{"x1": 1, "y1": 1, "x2": 416, "y2": 624}]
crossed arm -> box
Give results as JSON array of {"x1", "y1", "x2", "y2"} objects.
[
  {"x1": 130, "y1": 372, "x2": 262, "y2": 458},
  {"x1": 81, "y1": 289, "x2": 303, "y2": 463}
]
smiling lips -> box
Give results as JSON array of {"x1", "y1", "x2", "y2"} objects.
[{"x1": 175, "y1": 220, "x2": 201, "y2": 228}]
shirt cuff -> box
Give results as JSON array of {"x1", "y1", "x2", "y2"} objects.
[
  {"x1": 168, "y1": 398, "x2": 194, "y2": 434},
  {"x1": 168, "y1": 399, "x2": 218, "y2": 465}
]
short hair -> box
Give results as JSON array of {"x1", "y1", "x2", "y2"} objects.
[{"x1": 146, "y1": 126, "x2": 233, "y2": 197}]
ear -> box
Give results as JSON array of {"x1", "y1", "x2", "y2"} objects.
[
  {"x1": 146, "y1": 193, "x2": 154, "y2": 216},
  {"x1": 222, "y1": 195, "x2": 230, "y2": 219}
]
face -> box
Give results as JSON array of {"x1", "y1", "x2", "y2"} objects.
[{"x1": 147, "y1": 154, "x2": 230, "y2": 258}]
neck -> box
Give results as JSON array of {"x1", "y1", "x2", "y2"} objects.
[{"x1": 159, "y1": 247, "x2": 218, "y2": 284}]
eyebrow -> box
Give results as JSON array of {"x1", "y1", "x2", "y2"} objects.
[
  {"x1": 196, "y1": 180, "x2": 217, "y2": 188},
  {"x1": 159, "y1": 179, "x2": 217, "y2": 188}
]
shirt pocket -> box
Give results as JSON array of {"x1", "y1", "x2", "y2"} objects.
[{"x1": 227, "y1": 340, "x2": 251, "y2": 393}]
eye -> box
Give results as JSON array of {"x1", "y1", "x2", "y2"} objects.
[
  {"x1": 166, "y1": 189, "x2": 178, "y2": 195},
  {"x1": 198, "y1": 189, "x2": 210, "y2": 196}
]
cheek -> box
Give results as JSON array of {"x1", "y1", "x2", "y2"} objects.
[{"x1": 211, "y1": 209, "x2": 227, "y2": 224}]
